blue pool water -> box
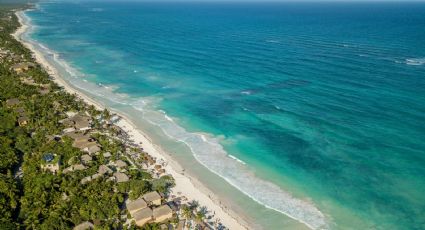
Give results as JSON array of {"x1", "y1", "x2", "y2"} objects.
[{"x1": 24, "y1": 1, "x2": 425, "y2": 229}]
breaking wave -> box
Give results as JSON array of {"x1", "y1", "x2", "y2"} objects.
[
  {"x1": 138, "y1": 109, "x2": 329, "y2": 230},
  {"x1": 228, "y1": 154, "x2": 247, "y2": 165},
  {"x1": 405, "y1": 58, "x2": 425, "y2": 66}
]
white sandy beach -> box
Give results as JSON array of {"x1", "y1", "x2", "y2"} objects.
[{"x1": 13, "y1": 9, "x2": 250, "y2": 230}]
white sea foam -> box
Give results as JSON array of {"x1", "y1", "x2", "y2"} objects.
[
  {"x1": 266, "y1": 39, "x2": 280, "y2": 43},
  {"x1": 29, "y1": 37, "x2": 134, "y2": 106},
  {"x1": 141, "y1": 110, "x2": 329, "y2": 230},
  {"x1": 90, "y1": 8, "x2": 104, "y2": 12},
  {"x1": 241, "y1": 90, "x2": 252, "y2": 95},
  {"x1": 405, "y1": 58, "x2": 425, "y2": 66},
  {"x1": 38, "y1": 43, "x2": 50, "y2": 51},
  {"x1": 164, "y1": 115, "x2": 173, "y2": 122},
  {"x1": 131, "y1": 99, "x2": 148, "y2": 109},
  {"x1": 200, "y1": 134, "x2": 207, "y2": 142},
  {"x1": 341, "y1": 43, "x2": 358, "y2": 48},
  {"x1": 228, "y1": 155, "x2": 246, "y2": 165}
]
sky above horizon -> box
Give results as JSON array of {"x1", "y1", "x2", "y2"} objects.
[{"x1": 64, "y1": 0, "x2": 425, "y2": 3}]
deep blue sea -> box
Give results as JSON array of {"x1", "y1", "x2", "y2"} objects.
[{"x1": 24, "y1": 1, "x2": 425, "y2": 229}]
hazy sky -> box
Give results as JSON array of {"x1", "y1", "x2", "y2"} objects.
[
  {"x1": 123, "y1": 0, "x2": 424, "y2": 1},
  {"x1": 102, "y1": 0, "x2": 425, "y2": 2},
  {"x1": 117, "y1": 0, "x2": 425, "y2": 1}
]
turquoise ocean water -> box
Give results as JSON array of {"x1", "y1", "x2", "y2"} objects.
[{"x1": 23, "y1": 1, "x2": 425, "y2": 229}]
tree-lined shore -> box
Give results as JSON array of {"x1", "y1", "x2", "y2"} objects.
[{"x1": 0, "y1": 4, "x2": 177, "y2": 230}]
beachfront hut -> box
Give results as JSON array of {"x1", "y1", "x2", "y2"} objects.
[
  {"x1": 98, "y1": 165, "x2": 113, "y2": 175},
  {"x1": 143, "y1": 191, "x2": 162, "y2": 206},
  {"x1": 65, "y1": 131, "x2": 90, "y2": 141},
  {"x1": 20, "y1": 77, "x2": 37, "y2": 85},
  {"x1": 153, "y1": 205, "x2": 173, "y2": 223},
  {"x1": 84, "y1": 143, "x2": 101, "y2": 154},
  {"x1": 6, "y1": 98, "x2": 20, "y2": 107},
  {"x1": 73, "y1": 221, "x2": 94, "y2": 230},
  {"x1": 127, "y1": 198, "x2": 148, "y2": 215},
  {"x1": 80, "y1": 173, "x2": 103, "y2": 184},
  {"x1": 65, "y1": 111, "x2": 77, "y2": 117},
  {"x1": 145, "y1": 155, "x2": 155, "y2": 165},
  {"x1": 61, "y1": 118, "x2": 75, "y2": 128},
  {"x1": 38, "y1": 87, "x2": 50, "y2": 95},
  {"x1": 72, "y1": 114, "x2": 92, "y2": 131},
  {"x1": 11, "y1": 62, "x2": 35, "y2": 74},
  {"x1": 115, "y1": 159, "x2": 128, "y2": 168},
  {"x1": 18, "y1": 116, "x2": 29, "y2": 126},
  {"x1": 81, "y1": 154, "x2": 92, "y2": 164},
  {"x1": 73, "y1": 164, "x2": 87, "y2": 171},
  {"x1": 70, "y1": 133, "x2": 101, "y2": 154},
  {"x1": 63, "y1": 127, "x2": 76, "y2": 133},
  {"x1": 63, "y1": 164, "x2": 87, "y2": 174},
  {"x1": 133, "y1": 207, "x2": 153, "y2": 227},
  {"x1": 61, "y1": 114, "x2": 92, "y2": 131},
  {"x1": 80, "y1": 176, "x2": 92, "y2": 184},
  {"x1": 113, "y1": 172, "x2": 129, "y2": 183},
  {"x1": 73, "y1": 139, "x2": 98, "y2": 152},
  {"x1": 40, "y1": 153, "x2": 60, "y2": 174}
]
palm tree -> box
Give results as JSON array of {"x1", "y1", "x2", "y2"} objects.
[
  {"x1": 103, "y1": 109, "x2": 111, "y2": 120},
  {"x1": 194, "y1": 211, "x2": 205, "y2": 223},
  {"x1": 188, "y1": 200, "x2": 199, "y2": 210},
  {"x1": 181, "y1": 205, "x2": 192, "y2": 219},
  {"x1": 199, "y1": 206, "x2": 208, "y2": 216}
]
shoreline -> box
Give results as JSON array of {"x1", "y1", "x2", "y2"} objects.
[{"x1": 13, "y1": 9, "x2": 251, "y2": 230}]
